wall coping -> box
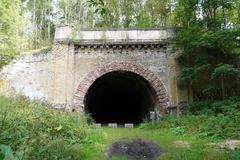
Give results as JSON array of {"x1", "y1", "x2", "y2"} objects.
[{"x1": 55, "y1": 26, "x2": 176, "y2": 45}]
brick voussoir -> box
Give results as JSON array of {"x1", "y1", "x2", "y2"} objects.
[{"x1": 73, "y1": 61, "x2": 169, "y2": 113}]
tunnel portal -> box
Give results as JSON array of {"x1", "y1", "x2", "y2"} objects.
[{"x1": 84, "y1": 71, "x2": 155, "y2": 124}]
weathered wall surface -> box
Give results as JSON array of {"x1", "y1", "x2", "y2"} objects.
[
  {"x1": 0, "y1": 26, "x2": 188, "y2": 112},
  {"x1": 49, "y1": 43, "x2": 75, "y2": 110},
  {"x1": 74, "y1": 46, "x2": 168, "y2": 91},
  {"x1": 0, "y1": 50, "x2": 53, "y2": 101}
]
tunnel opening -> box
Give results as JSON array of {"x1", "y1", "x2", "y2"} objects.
[{"x1": 84, "y1": 71, "x2": 156, "y2": 124}]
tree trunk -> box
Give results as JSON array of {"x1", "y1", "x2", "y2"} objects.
[
  {"x1": 238, "y1": 1, "x2": 240, "y2": 24},
  {"x1": 40, "y1": 3, "x2": 44, "y2": 43},
  {"x1": 222, "y1": 0, "x2": 226, "y2": 29},
  {"x1": 188, "y1": 83, "x2": 193, "y2": 103},
  {"x1": 221, "y1": 74, "x2": 225, "y2": 99},
  {"x1": 48, "y1": 21, "x2": 50, "y2": 39},
  {"x1": 43, "y1": 0, "x2": 47, "y2": 39},
  {"x1": 33, "y1": 0, "x2": 36, "y2": 49},
  {"x1": 47, "y1": 0, "x2": 51, "y2": 39}
]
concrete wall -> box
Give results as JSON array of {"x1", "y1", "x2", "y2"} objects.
[
  {"x1": 0, "y1": 26, "x2": 188, "y2": 112},
  {"x1": 0, "y1": 50, "x2": 53, "y2": 102}
]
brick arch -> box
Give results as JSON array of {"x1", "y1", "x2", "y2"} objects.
[{"x1": 73, "y1": 61, "x2": 169, "y2": 113}]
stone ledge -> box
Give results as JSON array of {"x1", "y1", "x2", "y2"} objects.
[
  {"x1": 55, "y1": 26, "x2": 176, "y2": 45},
  {"x1": 72, "y1": 39, "x2": 169, "y2": 46}
]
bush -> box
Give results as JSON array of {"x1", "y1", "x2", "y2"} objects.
[
  {"x1": 0, "y1": 95, "x2": 94, "y2": 159},
  {"x1": 0, "y1": 54, "x2": 14, "y2": 69},
  {"x1": 141, "y1": 97, "x2": 240, "y2": 139},
  {"x1": 225, "y1": 148, "x2": 240, "y2": 160},
  {"x1": 187, "y1": 97, "x2": 240, "y2": 115}
]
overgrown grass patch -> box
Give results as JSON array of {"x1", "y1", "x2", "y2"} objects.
[
  {"x1": 0, "y1": 95, "x2": 239, "y2": 159},
  {"x1": 0, "y1": 95, "x2": 95, "y2": 159},
  {"x1": 141, "y1": 97, "x2": 240, "y2": 139}
]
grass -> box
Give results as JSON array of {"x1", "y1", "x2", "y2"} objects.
[
  {"x1": 0, "y1": 95, "x2": 239, "y2": 160},
  {"x1": 79, "y1": 128, "x2": 228, "y2": 160}
]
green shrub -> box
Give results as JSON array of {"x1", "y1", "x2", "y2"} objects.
[
  {"x1": 0, "y1": 144, "x2": 16, "y2": 160},
  {"x1": 0, "y1": 95, "x2": 94, "y2": 159},
  {"x1": 0, "y1": 54, "x2": 14, "y2": 69},
  {"x1": 225, "y1": 148, "x2": 240, "y2": 160},
  {"x1": 141, "y1": 97, "x2": 240, "y2": 139},
  {"x1": 187, "y1": 97, "x2": 240, "y2": 115}
]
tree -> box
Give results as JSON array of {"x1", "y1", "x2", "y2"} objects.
[
  {"x1": 211, "y1": 63, "x2": 239, "y2": 99},
  {"x1": 174, "y1": 0, "x2": 240, "y2": 100},
  {"x1": 0, "y1": 0, "x2": 22, "y2": 55},
  {"x1": 21, "y1": 0, "x2": 55, "y2": 49},
  {"x1": 178, "y1": 64, "x2": 210, "y2": 101}
]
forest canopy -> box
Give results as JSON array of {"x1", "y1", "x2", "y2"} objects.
[{"x1": 0, "y1": 0, "x2": 239, "y2": 52}]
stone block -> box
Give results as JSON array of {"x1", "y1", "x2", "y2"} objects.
[
  {"x1": 108, "y1": 123, "x2": 118, "y2": 128},
  {"x1": 124, "y1": 123, "x2": 134, "y2": 128},
  {"x1": 95, "y1": 123, "x2": 102, "y2": 128}
]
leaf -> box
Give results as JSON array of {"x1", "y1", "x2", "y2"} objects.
[
  {"x1": 211, "y1": 63, "x2": 239, "y2": 80},
  {"x1": 99, "y1": 8, "x2": 106, "y2": 15},
  {"x1": 0, "y1": 144, "x2": 16, "y2": 160},
  {"x1": 55, "y1": 125, "x2": 63, "y2": 131}
]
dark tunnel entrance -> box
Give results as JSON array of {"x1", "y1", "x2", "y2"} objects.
[{"x1": 84, "y1": 71, "x2": 155, "y2": 124}]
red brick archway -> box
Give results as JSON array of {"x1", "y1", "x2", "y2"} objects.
[{"x1": 74, "y1": 61, "x2": 169, "y2": 113}]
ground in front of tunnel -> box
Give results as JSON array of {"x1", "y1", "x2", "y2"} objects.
[{"x1": 79, "y1": 128, "x2": 229, "y2": 160}]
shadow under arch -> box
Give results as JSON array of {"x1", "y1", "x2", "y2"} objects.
[{"x1": 74, "y1": 61, "x2": 168, "y2": 123}]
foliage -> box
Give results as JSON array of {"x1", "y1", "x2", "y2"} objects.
[
  {"x1": 0, "y1": 54, "x2": 14, "y2": 69},
  {"x1": 0, "y1": 95, "x2": 239, "y2": 159},
  {"x1": 57, "y1": 0, "x2": 173, "y2": 28},
  {"x1": 211, "y1": 63, "x2": 239, "y2": 80},
  {"x1": 1, "y1": 0, "x2": 239, "y2": 74},
  {"x1": 211, "y1": 63, "x2": 240, "y2": 99},
  {"x1": 226, "y1": 148, "x2": 240, "y2": 160},
  {"x1": 87, "y1": 0, "x2": 106, "y2": 15},
  {"x1": 0, "y1": 144, "x2": 16, "y2": 160},
  {"x1": 0, "y1": 0, "x2": 22, "y2": 55},
  {"x1": 0, "y1": 95, "x2": 94, "y2": 159},
  {"x1": 21, "y1": 0, "x2": 55, "y2": 49},
  {"x1": 174, "y1": 0, "x2": 240, "y2": 100},
  {"x1": 176, "y1": 27, "x2": 240, "y2": 100},
  {"x1": 142, "y1": 114, "x2": 240, "y2": 139},
  {"x1": 141, "y1": 97, "x2": 240, "y2": 139},
  {"x1": 186, "y1": 96, "x2": 240, "y2": 115}
]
